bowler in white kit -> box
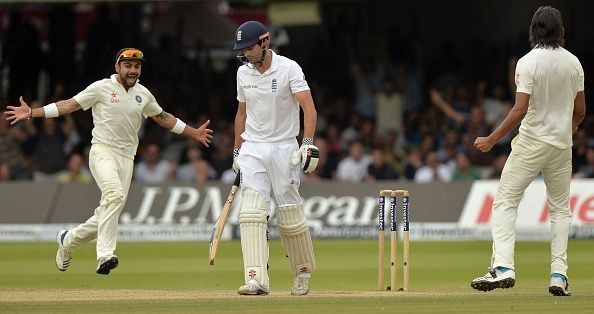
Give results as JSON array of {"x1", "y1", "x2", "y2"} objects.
[
  {"x1": 471, "y1": 6, "x2": 585, "y2": 296},
  {"x1": 231, "y1": 21, "x2": 320, "y2": 296},
  {"x1": 4, "y1": 48, "x2": 213, "y2": 275}
]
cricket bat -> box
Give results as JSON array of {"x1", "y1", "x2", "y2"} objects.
[{"x1": 209, "y1": 171, "x2": 241, "y2": 265}]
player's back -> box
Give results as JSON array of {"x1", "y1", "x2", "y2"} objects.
[
  {"x1": 517, "y1": 47, "x2": 583, "y2": 149},
  {"x1": 529, "y1": 47, "x2": 582, "y2": 107}
]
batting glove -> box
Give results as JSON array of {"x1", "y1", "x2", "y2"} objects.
[
  {"x1": 232, "y1": 148, "x2": 240, "y2": 173},
  {"x1": 291, "y1": 138, "x2": 320, "y2": 174}
]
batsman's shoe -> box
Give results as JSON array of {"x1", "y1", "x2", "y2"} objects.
[
  {"x1": 471, "y1": 267, "x2": 516, "y2": 292},
  {"x1": 549, "y1": 274, "x2": 571, "y2": 296},
  {"x1": 55, "y1": 230, "x2": 71, "y2": 271},
  {"x1": 238, "y1": 279, "x2": 269, "y2": 296},
  {"x1": 96, "y1": 255, "x2": 119, "y2": 275},
  {"x1": 291, "y1": 276, "x2": 310, "y2": 296}
]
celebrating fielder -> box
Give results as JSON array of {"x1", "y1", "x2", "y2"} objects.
[
  {"x1": 4, "y1": 48, "x2": 213, "y2": 275},
  {"x1": 232, "y1": 21, "x2": 319, "y2": 296},
  {"x1": 471, "y1": 6, "x2": 585, "y2": 296}
]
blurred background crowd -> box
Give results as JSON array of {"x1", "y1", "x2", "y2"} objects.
[{"x1": 1, "y1": 0, "x2": 593, "y2": 185}]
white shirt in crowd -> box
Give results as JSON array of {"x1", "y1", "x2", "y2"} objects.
[
  {"x1": 336, "y1": 154, "x2": 373, "y2": 183},
  {"x1": 134, "y1": 160, "x2": 172, "y2": 184},
  {"x1": 414, "y1": 164, "x2": 453, "y2": 183},
  {"x1": 375, "y1": 91, "x2": 404, "y2": 134}
]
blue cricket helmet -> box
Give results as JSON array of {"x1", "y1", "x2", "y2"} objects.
[{"x1": 233, "y1": 21, "x2": 270, "y2": 51}]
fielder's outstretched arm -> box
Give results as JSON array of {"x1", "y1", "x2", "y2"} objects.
[
  {"x1": 4, "y1": 96, "x2": 82, "y2": 125},
  {"x1": 150, "y1": 111, "x2": 213, "y2": 147}
]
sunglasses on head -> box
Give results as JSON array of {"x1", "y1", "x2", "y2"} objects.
[{"x1": 116, "y1": 49, "x2": 144, "y2": 63}]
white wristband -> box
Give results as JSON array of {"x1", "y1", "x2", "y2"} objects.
[
  {"x1": 43, "y1": 103, "x2": 59, "y2": 118},
  {"x1": 171, "y1": 118, "x2": 186, "y2": 134}
]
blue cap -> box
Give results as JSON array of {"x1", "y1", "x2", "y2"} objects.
[{"x1": 233, "y1": 21, "x2": 269, "y2": 51}]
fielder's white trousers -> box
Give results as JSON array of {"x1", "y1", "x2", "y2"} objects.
[
  {"x1": 63, "y1": 144, "x2": 134, "y2": 259},
  {"x1": 491, "y1": 134, "x2": 573, "y2": 276}
]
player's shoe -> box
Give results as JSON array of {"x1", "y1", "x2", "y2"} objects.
[
  {"x1": 96, "y1": 255, "x2": 119, "y2": 275},
  {"x1": 471, "y1": 267, "x2": 516, "y2": 292},
  {"x1": 291, "y1": 275, "x2": 310, "y2": 296},
  {"x1": 55, "y1": 230, "x2": 71, "y2": 271},
  {"x1": 549, "y1": 273, "x2": 571, "y2": 296},
  {"x1": 238, "y1": 279, "x2": 269, "y2": 295}
]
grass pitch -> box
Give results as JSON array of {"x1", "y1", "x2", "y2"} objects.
[{"x1": 1, "y1": 239, "x2": 593, "y2": 313}]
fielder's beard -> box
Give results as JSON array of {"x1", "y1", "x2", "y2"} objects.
[{"x1": 121, "y1": 74, "x2": 138, "y2": 88}]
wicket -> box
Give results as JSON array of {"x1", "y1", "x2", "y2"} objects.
[{"x1": 378, "y1": 189, "x2": 410, "y2": 291}]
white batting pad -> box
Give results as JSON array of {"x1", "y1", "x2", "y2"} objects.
[
  {"x1": 276, "y1": 204, "x2": 316, "y2": 276},
  {"x1": 239, "y1": 189, "x2": 270, "y2": 289}
]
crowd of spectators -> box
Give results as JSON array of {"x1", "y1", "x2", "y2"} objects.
[{"x1": 1, "y1": 4, "x2": 592, "y2": 185}]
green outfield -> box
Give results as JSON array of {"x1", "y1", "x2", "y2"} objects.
[{"x1": 1, "y1": 239, "x2": 593, "y2": 313}]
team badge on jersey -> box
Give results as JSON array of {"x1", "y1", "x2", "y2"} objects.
[
  {"x1": 110, "y1": 91, "x2": 119, "y2": 103},
  {"x1": 135, "y1": 95, "x2": 142, "y2": 105},
  {"x1": 271, "y1": 78, "x2": 277, "y2": 92}
]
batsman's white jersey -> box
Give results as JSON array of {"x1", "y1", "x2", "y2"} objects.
[
  {"x1": 492, "y1": 46, "x2": 584, "y2": 276},
  {"x1": 515, "y1": 47, "x2": 584, "y2": 149},
  {"x1": 236, "y1": 50, "x2": 310, "y2": 204},
  {"x1": 237, "y1": 50, "x2": 310, "y2": 143},
  {"x1": 63, "y1": 75, "x2": 163, "y2": 259}
]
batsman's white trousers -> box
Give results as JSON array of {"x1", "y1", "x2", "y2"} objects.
[
  {"x1": 238, "y1": 140, "x2": 301, "y2": 206},
  {"x1": 237, "y1": 139, "x2": 305, "y2": 288},
  {"x1": 63, "y1": 144, "x2": 133, "y2": 259},
  {"x1": 491, "y1": 134, "x2": 572, "y2": 276}
]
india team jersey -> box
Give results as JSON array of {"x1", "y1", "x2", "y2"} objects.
[
  {"x1": 73, "y1": 75, "x2": 163, "y2": 158},
  {"x1": 236, "y1": 50, "x2": 310, "y2": 142},
  {"x1": 515, "y1": 47, "x2": 584, "y2": 149}
]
